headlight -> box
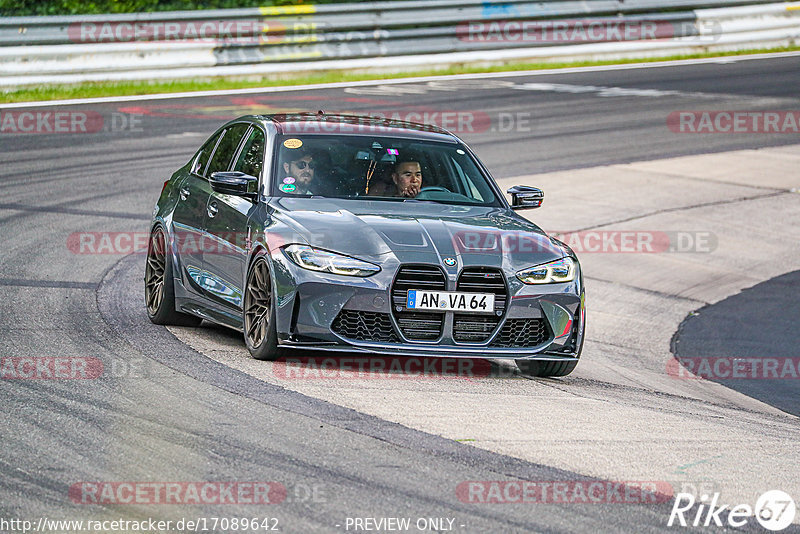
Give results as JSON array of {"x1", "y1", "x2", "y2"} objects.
[
  {"x1": 283, "y1": 245, "x2": 380, "y2": 277},
  {"x1": 517, "y1": 257, "x2": 576, "y2": 284}
]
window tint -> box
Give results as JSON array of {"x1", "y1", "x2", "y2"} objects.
[
  {"x1": 192, "y1": 131, "x2": 223, "y2": 176},
  {"x1": 206, "y1": 123, "x2": 250, "y2": 176},
  {"x1": 272, "y1": 134, "x2": 499, "y2": 207},
  {"x1": 233, "y1": 127, "x2": 265, "y2": 178}
]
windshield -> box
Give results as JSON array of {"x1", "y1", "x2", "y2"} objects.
[{"x1": 272, "y1": 135, "x2": 500, "y2": 206}]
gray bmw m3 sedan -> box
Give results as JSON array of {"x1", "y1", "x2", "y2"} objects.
[{"x1": 145, "y1": 113, "x2": 585, "y2": 377}]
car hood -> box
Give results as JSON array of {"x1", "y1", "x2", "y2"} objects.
[{"x1": 270, "y1": 198, "x2": 566, "y2": 271}]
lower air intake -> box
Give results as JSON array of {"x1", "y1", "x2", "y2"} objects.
[
  {"x1": 492, "y1": 318, "x2": 549, "y2": 348},
  {"x1": 331, "y1": 310, "x2": 399, "y2": 342}
]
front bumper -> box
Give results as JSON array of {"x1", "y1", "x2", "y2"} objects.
[
  {"x1": 271, "y1": 252, "x2": 584, "y2": 360},
  {"x1": 279, "y1": 341, "x2": 581, "y2": 361}
]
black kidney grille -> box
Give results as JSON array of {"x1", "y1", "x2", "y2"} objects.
[
  {"x1": 331, "y1": 310, "x2": 399, "y2": 342},
  {"x1": 492, "y1": 318, "x2": 549, "y2": 348},
  {"x1": 453, "y1": 267, "x2": 507, "y2": 343},
  {"x1": 392, "y1": 265, "x2": 445, "y2": 340}
]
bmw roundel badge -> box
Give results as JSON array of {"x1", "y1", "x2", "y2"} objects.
[{"x1": 443, "y1": 258, "x2": 456, "y2": 267}]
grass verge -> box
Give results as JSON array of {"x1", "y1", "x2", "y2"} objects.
[{"x1": 2, "y1": 45, "x2": 799, "y2": 104}]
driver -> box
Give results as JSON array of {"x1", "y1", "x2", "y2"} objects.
[
  {"x1": 392, "y1": 160, "x2": 423, "y2": 198},
  {"x1": 282, "y1": 147, "x2": 318, "y2": 195}
]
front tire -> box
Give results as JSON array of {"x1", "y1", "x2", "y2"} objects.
[
  {"x1": 144, "y1": 226, "x2": 202, "y2": 327},
  {"x1": 518, "y1": 307, "x2": 585, "y2": 377},
  {"x1": 516, "y1": 359, "x2": 578, "y2": 377},
  {"x1": 243, "y1": 256, "x2": 282, "y2": 361}
]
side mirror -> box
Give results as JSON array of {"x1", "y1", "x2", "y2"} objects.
[
  {"x1": 507, "y1": 185, "x2": 544, "y2": 210},
  {"x1": 209, "y1": 171, "x2": 258, "y2": 199}
]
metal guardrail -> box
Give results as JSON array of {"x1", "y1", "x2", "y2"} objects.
[
  {"x1": 0, "y1": 0, "x2": 798, "y2": 86},
  {"x1": 0, "y1": 0, "x2": 784, "y2": 46}
]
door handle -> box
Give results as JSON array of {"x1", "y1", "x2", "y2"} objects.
[
  {"x1": 207, "y1": 202, "x2": 218, "y2": 218},
  {"x1": 179, "y1": 188, "x2": 190, "y2": 200}
]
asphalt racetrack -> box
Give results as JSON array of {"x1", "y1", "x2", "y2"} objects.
[{"x1": 1, "y1": 53, "x2": 799, "y2": 533}]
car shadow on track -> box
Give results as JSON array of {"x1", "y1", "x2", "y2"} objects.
[{"x1": 199, "y1": 321, "x2": 526, "y2": 381}]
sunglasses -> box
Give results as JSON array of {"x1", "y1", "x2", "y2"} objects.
[{"x1": 292, "y1": 160, "x2": 315, "y2": 170}]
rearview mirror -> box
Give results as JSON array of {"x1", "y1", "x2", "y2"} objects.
[
  {"x1": 507, "y1": 185, "x2": 544, "y2": 210},
  {"x1": 209, "y1": 171, "x2": 258, "y2": 199}
]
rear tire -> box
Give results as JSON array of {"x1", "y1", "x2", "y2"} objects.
[
  {"x1": 243, "y1": 256, "x2": 283, "y2": 361},
  {"x1": 145, "y1": 226, "x2": 202, "y2": 327},
  {"x1": 516, "y1": 359, "x2": 578, "y2": 377}
]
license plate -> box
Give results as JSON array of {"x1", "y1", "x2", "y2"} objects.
[{"x1": 406, "y1": 290, "x2": 495, "y2": 314}]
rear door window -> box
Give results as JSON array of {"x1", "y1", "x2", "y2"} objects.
[{"x1": 206, "y1": 123, "x2": 250, "y2": 176}]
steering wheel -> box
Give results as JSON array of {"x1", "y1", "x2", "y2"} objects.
[{"x1": 417, "y1": 186, "x2": 450, "y2": 193}]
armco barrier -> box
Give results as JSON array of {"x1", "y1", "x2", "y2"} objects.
[{"x1": 0, "y1": 0, "x2": 798, "y2": 87}]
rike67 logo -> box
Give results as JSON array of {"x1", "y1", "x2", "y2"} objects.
[{"x1": 668, "y1": 490, "x2": 796, "y2": 531}]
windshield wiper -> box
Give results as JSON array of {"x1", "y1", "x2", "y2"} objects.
[
  {"x1": 402, "y1": 198, "x2": 437, "y2": 203},
  {"x1": 355, "y1": 196, "x2": 406, "y2": 202}
]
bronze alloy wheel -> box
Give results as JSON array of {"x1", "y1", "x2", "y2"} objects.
[
  {"x1": 145, "y1": 227, "x2": 167, "y2": 316},
  {"x1": 244, "y1": 258, "x2": 272, "y2": 348}
]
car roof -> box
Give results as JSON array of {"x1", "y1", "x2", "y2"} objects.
[{"x1": 243, "y1": 113, "x2": 460, "y2": 143}]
